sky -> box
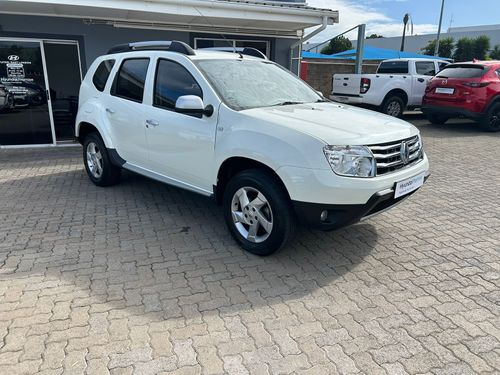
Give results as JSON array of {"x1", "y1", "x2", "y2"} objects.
[{"x1": 306, "y1": 0, "x2": 499, "y2": 42}]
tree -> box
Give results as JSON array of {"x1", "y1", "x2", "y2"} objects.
[
  {"x1": 367, "y1": 34, "x2": 384, "y2": 39},
  {"x1": 473, "y1": 35, "x2": 490, "y2": 60},
  {"x1": 320, "y1": 35, "x2": 353, "y2": 55},
  {"x1": 453, "y1": 35, "x2": 490, "y2": 61},
  {"x1": 420, "y1": 38, "x2": 454, "y2": 58},
  {"x1": 490, "y1": 45, "x2": 500, "y2": 60}
]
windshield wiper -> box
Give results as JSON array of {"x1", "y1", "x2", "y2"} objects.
[
  {"x1": 315, "y1": 98, "x2": 329, "y2": 103},
  {"x1": 271, "y1": 101, "x2": 304, "y2": 106}
]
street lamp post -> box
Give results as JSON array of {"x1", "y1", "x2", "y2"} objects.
[
  {"x1": 400, "y1": 13, "x2": 410, "y2": 52},
  {"x1": 434, "y1": 0, "x2": 445, "y2": 56}
]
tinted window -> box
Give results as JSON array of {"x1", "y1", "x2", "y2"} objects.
[
  {"x1": 496, "y1": 69, "x2": 500, "y2": 78},
  {"x1": 112, "y1": 58, "x2": 149, "y2": 102},
  {"x1": 377, "y1": 61, "x2": 409, "y2": 74},
  {"x1": 154, "y1": 59, "x2": 202, "y2": 110},
  {"x1": 436, "y1": 64, "x2": 487, "y2": 78},
  {"x1": 415, "y1": 61, "x2": 436, "y2": 76},
  {"x1": 92, "y1": 59, "x2": 115, "y2": 91},
  {"x1": 438, "y1": 62, "x2": 449, "y2": 72}
]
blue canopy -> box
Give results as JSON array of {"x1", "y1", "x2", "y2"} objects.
[{"x1": 302, "y1": 46, "x2": 452, "y2": 61}]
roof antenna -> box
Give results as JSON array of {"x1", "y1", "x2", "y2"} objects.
[{"x1": 193, "y1": 6, "x2": 243, "y2": 58}]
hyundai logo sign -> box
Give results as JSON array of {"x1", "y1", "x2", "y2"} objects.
[{"x1": 8, "y1": 55, "x2": 20, "y2": 61}]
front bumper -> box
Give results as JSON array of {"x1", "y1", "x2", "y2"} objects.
[{"x1": 293, "y1": 172, "x2": 430, "y2": 231}]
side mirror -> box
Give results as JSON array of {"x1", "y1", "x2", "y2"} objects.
[
  {"x1": 316, "y1": 90, "x2": 324, "y2": 97},
  {"x1": 175, "y1": 95, "x2": 213, "y2": 117}
]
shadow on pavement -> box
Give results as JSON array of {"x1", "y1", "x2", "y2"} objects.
[{"x1": 0, "y1": 165, "x2": 379, "y2": 321}]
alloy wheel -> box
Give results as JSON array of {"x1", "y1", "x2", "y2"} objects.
[
  {"x1": 386, "y1": 101, "x2": 402, "y2": 117},
  {"x1": 86, "y1": 142, "x2": 103, "y2": 178},
  {"x1": 231, "y1": 187, "x2": 273, "y2": 243}
]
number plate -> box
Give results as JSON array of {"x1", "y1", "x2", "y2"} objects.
[
  {"x1": 435, "y1": 87, "x2": 454, "y2": 94},
  {"x1": 394, "y1": 172, "x2": 425, "y2": 199}
]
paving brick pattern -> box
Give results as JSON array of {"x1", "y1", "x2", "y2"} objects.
[{"x1": 0, "y1": 118, "x2": 499, "y2": 374}]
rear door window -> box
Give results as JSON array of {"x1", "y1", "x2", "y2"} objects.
[
  {"x1": 111, "y1": 58, "x2": 150, "y2": 102},
  {"x1": 377, "y1": 61, "x2": 409, "y2": 74},
  {"x1": 415, "y1": 61, "x2": 436, "y2": 76},
  {"x1": 436, "y1": 64, "x2": 487, "y2": 78},
  {"x1": 92, "y1": 59, "x2": 115, "y2": 91},
  {"x1": 438, "y1": 62, "x2": 449, "y2": 72}
]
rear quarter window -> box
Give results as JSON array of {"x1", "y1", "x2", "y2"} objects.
[
  {"x1": 377, "y1": 61, "x2": 409, "y2": 74},
  {"x1": 436, "y1": 65, "x2": 487, "y2": 78},
  {"x1": 92, "y1": 59, "x2": 115, "y2": 92}
]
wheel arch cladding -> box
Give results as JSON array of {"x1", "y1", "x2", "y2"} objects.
[{"x1": 214, "y1": 157, "x2": 290, "y2": 205}]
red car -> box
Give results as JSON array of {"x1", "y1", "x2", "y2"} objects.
[{"x1": 422, "y1": 61, "x2": 500, "y2": 132}]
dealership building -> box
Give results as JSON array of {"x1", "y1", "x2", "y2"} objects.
[{"x1": 0, "y1": 0, "x2": 337, "y2": 147}]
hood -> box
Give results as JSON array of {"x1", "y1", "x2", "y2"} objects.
[{"x1": 241, "y1": 102, "x2": 418, "y2": 145}]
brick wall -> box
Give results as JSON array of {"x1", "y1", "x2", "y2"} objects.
[{"x1": 301, "y1": 59, "x2": 381, "y2": 97}]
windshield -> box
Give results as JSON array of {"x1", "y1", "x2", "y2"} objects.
[{"x1": 195, "y1": 59, "x2": 322, "y2": 111}]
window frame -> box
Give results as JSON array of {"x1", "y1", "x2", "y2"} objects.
[
  {"x1": 92, "y1": 59, "x2": 115, "y2": 92},
  {"x1": 152, "y1": 58, "x2": 204, "y2": 113},
  {"x1": 111, "y1": 57, "x2": 150, "y2": 103}
]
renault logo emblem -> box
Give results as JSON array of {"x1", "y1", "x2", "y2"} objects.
[
  {"x1": 400, "y1": 141, "x2": 410, "y2": 164},
  {"x1": 8, "y1": 55, "x2": 19, "y2": 61},
  {"x1": 442, "y1": 79, "x2": 448, "y2": 85}
]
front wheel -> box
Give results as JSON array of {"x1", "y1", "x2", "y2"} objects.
[
  {"x1": 83, "y1": 132, "x2": 121, "y2": 186},
  {"x1": 479, "y1": 103, "x2": 500, "y2": 132},
  {"x1": 223, "y1": 169, "x2": 294, "y2": 256},
  {"x1": 381, "y1": 96, "x2": 405, "y2": 118}
]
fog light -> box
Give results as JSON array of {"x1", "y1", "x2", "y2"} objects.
[{"x1": 320, "y1": 210, "x2": 328, "y2": 222}]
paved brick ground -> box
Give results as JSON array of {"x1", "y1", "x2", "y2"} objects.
[{"x1": 0, "y1": 117, "x2": 499, "y2": 374}]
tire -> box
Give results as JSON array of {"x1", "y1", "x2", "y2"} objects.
[
  {"x1": 381, "y1": 95, "x2": 405, "y2": 118},
  {"x1": 479, "y1": 103, "x2": 500, "y2": 132},
  {"x1": 83, "y1": 132, "x2": 121, "y2": 187},
  {"x1": 223, "y1": 169, "x2": 295, "y2": 256},
  {"x1": 426, "y1": 113, "x2": 449, "y2": 125}
]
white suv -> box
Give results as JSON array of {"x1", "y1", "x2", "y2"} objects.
[{"x1": 76, "y1": 41, "x2": 430, "y2": 256}]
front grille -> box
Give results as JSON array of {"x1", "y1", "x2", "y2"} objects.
[{"x1": 367, "y1": 136, "x2": 423, "y2": 176}]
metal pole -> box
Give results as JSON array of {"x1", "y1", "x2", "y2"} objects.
[
  {"x1": 355, "y1": 24, "x2": 366, "y2": 74},
  {"x1": 434, "y1": 0, "x2": 445, "y2": 56}
]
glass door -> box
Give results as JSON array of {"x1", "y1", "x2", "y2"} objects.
[
  {"x1": 0, "y1": 40, "x2": 54, "y2": 145},
  {"x1": 43, "y1": 41, "x2": 82, "y2": 142}
]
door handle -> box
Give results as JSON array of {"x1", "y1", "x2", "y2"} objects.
[
  {"x1": 105, "y1": 108, "x2": 115, "y2": 114},
  {"x1": 417, "y1": 78, "x2": 425, "y2": 83},
  {"x1": 146, "y1": 119, "x2": 159, "y2": 128}
]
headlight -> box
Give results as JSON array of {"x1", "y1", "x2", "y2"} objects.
[{"x1": 323, "y1": 145, "x2": 376, "y2": 177}]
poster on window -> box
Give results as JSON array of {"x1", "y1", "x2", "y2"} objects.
[{"x1": 0, "y1": 41, "x2": 52, "y2": 145}]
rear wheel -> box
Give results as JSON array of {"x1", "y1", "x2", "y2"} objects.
[
  {"x1": 479, "y1": 103, "x2": 500, "y2": 132},
  {"x1": 426, "y1": 113, "x2": 449, "y2": 125},
  {"x1": 83, "y1": 132, "x2": 121, "y2": 186},
  {"x1": 223, "y1": 169, "x2": 294, "y2": 256},
  {"x1": 381, "y1": 96, "x2": 405, "y2": 118}
]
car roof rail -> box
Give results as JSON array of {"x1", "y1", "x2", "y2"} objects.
[
  {"x1": 107, "y1": 41, "x2": 196, "y2": 56},
  {"x1": 197, "y1": 47, "x2": 267, "y2": 59}
]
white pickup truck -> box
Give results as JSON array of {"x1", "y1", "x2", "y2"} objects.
[{"x1": 331, "y1": 58, "x2": 449, "y2": 117}]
